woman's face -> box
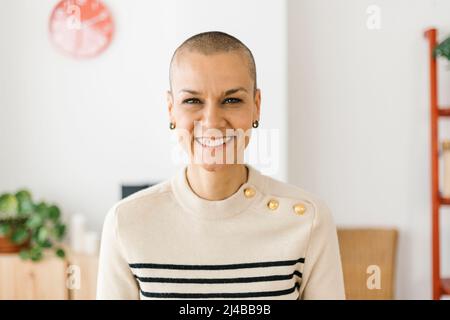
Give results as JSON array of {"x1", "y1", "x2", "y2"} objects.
[{"x1": 167, "y1": 51, "x2": 261, "y2": 172}]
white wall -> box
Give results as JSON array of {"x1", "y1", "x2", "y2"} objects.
[
  {"x1": 0, "y1": 0, "x2": 287, "y2": 231},
  {"x1": 287, "y1": 0, "x2": 450, "y2": 299}
]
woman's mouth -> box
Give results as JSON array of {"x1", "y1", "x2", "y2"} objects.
[{"x1": 194, "y1": 136, "x2": 234, "y2": 149}]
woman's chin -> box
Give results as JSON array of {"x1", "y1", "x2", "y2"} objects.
[{"x1": 195, "y1": 162, "x2": 231, "y2": 172}]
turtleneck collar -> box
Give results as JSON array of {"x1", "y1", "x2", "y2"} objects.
[{"x1": 171, "y1": 164, "x2": 266, "y2": 220}]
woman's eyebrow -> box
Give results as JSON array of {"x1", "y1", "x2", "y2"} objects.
[
  {"x1": 178, "y1": 87, "x2": 248, "y2": 95},
  {"x1": 179, "y1": 89, "x2": 200, "y2": 94},
  {"x1": 224, "y1": 87, "x2": 248, "y2": 95}
]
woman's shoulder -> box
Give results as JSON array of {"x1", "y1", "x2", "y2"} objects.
[
  {"x1": 256, "y1": 171, "x2": 335, "y2": 227},
  {"x1": 104, "y1": 179, "x2": 173, "y2": 224}
]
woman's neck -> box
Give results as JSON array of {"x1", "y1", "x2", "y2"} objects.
[{"x1": 186, "y1": 164, "x2": 248, "y2": 201}]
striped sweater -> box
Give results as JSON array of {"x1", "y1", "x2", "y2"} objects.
[{"x1": 96, "y1": 165, "x2": 345, "y2": 300}]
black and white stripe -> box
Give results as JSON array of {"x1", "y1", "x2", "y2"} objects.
[{"x1": 129, "y1": 257, "x2": 304, "y2": 299}]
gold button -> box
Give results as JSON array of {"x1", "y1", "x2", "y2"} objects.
[
  {"x1": 267, "y1": 199, "x2": 279, "y2": 211},
  {"x1": 293, "y1": 203, "x2": 307, "y2": 215},
  {"x1": 244, "y1": 187, "x2": 256, "y2": 198}
]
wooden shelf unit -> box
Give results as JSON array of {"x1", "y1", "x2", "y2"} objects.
[{"x1": 425, "y1": 27, "x2": 450, "y2": 300}]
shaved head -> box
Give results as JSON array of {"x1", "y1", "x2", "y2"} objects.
[{"x1": 169, "y1": 31, "x2": 257, "y2": 94}]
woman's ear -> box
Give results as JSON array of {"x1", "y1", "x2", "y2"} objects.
[
  {"x1": 254, "y1": 88, "x2": 261, "y2": 121},
  {"x1": 167, "y1": 90, "x2": 174, "y2": 122}
]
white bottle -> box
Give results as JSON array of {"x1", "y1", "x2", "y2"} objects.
[
  {"x1": 70, "y1": 213, "x2": 86, "y2": 253},
  {"x1": 83, "y1": 231, "x2": 99, "y2": 255}
]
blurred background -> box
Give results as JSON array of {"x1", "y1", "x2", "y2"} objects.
[{"x1": 1, "y1": 0, "x2": 450, "y2": 300}]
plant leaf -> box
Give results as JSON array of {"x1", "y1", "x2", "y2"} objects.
[
  {"x1": 19, "y1": 249, "x2": 30, "y2": 260},
  {"x1": 54, "y1": 223, "x2": 66, "y2": 240},
  {"x1": 434, "y1": 36, "x2": 450, "y2": 60},
  {"x1": 11, "y1": 227, "x2": 28, "y2": 244},
  {"x1": 15, "y1": 190, "x2": 34, "y2": 215},
  {"x1": 0, "y1": 223, "x2": 11, "y2": 236},
  {"x1": 39, "y1": 239, "x2": 52, "y2": 248},
  {"x1": 37, "y1": 227, "x2": 48, "y2": 243},
  {"x1": 35, "y1": 202, "x2": 49, "y2": 218},
  {"x1": 48, "y1": 205, "x2": 60, "y2": 221},
  {"x1": 0, "y1": 194, "x2": 18, "y2": 217},
  {"x1": 26, "y1": 214, "x2": 43, "y2": 229},
  {"x1": 29, "y1": 246, "x2": 43, "y2": 262},
  {"x1": 55, "y1": 248, "x2": 65, "y2": 258}
]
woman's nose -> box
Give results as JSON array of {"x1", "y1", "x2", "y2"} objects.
[{"x1": 201, "y1": 103, "x2": 225, "y2": 129}]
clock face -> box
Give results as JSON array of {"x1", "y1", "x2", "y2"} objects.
[{"x1": 49, "y1": 0, "x2": 114, "y2": 58}]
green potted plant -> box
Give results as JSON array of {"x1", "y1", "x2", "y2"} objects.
[
  {"x1": 434, "y1": 36, "x2": 450, "y2": 60},
  {"x1": 0, "y1": 189, "x2": 66, "y2": 261}
]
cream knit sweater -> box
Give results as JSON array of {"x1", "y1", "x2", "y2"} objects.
[{"x1": 96, "y1": 165, "x2": 345, "y2": 300}]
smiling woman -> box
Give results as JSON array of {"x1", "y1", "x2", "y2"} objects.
[
  {"x1": 96, "y1": 31, "x2": 345, "y2": 300},
  {"x1": 168, "y1": 38, "x2": 259, "y2": 183}
]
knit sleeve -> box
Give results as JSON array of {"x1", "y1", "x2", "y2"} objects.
[
  {"x1": 96, "y1": 205, "x2": 140, "y2": 300},
  {"x1": 298, "y1": 200, "x2": 346, "y2": 300}
]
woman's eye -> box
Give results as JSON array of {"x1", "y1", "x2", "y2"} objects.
[
  {"x1": 223, "y1": 97, "x2": 242, "y2": 104},
  {"x1": 182, "y1": 98, "x2": 202, "y2": 104}
]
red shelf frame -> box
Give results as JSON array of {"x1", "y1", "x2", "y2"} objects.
[{"x1": 425, "y1": 28, "x2": 450, "y2": 300}]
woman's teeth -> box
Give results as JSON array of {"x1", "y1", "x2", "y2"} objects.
[{"x1": 195, "y1": 136, "x2": 234, "y2": 148}]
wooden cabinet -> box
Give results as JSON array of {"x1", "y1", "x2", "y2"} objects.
[
  {"x1": 0, "y1": 251, "x2": 98, "y2": 300},
  {"x1": 0, "y1": 254, "x2": 68, "y2": 299}
]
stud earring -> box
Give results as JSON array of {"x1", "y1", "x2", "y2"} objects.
[
  {"x1": 169, "y1": 122, "x2": 176, "y2": 130},
  {"x1": 252, "y1": 120, "x2": 259, "y2": 128}
]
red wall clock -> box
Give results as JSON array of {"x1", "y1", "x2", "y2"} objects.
[{"x1": 49, "y1": 0, "x2": 114, "y2": 58}]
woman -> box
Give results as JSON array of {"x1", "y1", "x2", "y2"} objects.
[{"x1": 96, "y1": 31, "x2": 345, "y2": 300}]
